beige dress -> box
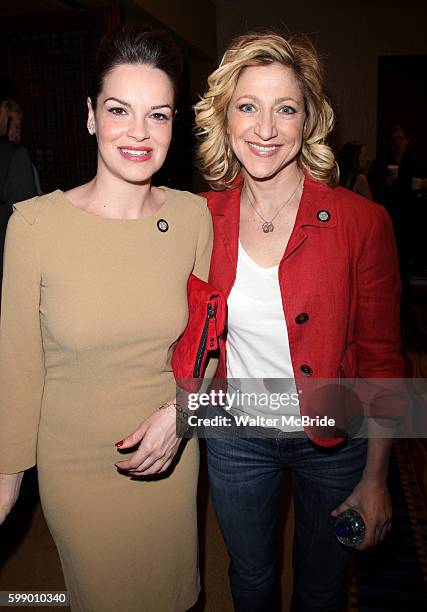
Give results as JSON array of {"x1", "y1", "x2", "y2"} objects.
[{"x1": 0, "y1": 188, "x2": 213, "y2": 612}]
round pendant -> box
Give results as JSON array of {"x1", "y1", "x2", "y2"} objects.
[{"x1": 262, "y1": 221, "x2": 274, "y2": 233}]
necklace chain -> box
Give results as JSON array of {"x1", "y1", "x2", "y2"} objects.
[{"x1": 245, "y1": 174, "x2": 304, "y2": 233}]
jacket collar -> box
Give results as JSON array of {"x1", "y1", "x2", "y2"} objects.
[
  {"x1": 208, "y1": 174, "x2": 337, "y2": 227},
  {"x1": 208, "y1": 174, "x2": 337, "y2": 265},
  {"x1": 295, "y1": 174, "x2": 337, "y2": 229},
  {"x1": 208, "y1": 186, "x2": 240, "y2": 269}
]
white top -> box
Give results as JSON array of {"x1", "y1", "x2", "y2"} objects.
[{"x1": 226, "y1": 241, "x2": 302, "y2": 432}]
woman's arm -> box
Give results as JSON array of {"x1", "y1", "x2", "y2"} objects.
[
  {"x1": 331, "y1": 436, "x2": 393, "y2": 550},
  {"x1": 331, "y1": 205, "x2": 403, "y2": 549},
  {"x1": 0, "y1": 210, "x2": 44, "y2": 472},
  {"x1": 0, "y1": 207, "x2": 44, "y2": 523},
  {"x1": 114, "y1": 201, "x2": 214, "y2": 476}
]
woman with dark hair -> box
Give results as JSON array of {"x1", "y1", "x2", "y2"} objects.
[
  {"x1": 338, "y1": 140, "x2": 373, "y2": 199},
  {"x1": 0, "y1": 24, "x2": 212, "y2": 611},
  {"x1": 195, "y1": 31, "x2": 402, "y2": 611}
]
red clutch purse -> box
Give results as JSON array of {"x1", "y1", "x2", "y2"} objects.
[{"x1": 172, "y1": 274, "x2": 226, "y2": 391}]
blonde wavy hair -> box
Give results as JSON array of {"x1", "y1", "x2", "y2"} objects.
[{"x1": 194, "y1": 31, "x2": 338, "y2": 190}]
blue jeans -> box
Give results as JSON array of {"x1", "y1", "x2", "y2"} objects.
[{"x1": 206, "y1": 431, "x2": 367, "y2": 612}]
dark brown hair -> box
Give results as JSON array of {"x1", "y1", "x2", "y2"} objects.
[{"x1": 90, "y1": 23, "x2": 183, "y2": 109}]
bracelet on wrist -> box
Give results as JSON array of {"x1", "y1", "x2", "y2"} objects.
[{"x1": 159, "y1": 399, "x2": 177, "y2": 412}]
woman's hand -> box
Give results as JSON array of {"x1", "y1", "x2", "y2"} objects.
[
  {"x1": 0, "y1": 472, "x2": 24, "y2": 526},
  {"x1": 330, "y1": 477, "x2": 392, "y2": 551},
  {"x1": 114, "y1": 406, "x2": 181, "y2": 476}
]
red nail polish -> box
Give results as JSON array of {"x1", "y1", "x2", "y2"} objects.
[{"x1": 115, "y1": 440, "x2": 124, "y2": 447}]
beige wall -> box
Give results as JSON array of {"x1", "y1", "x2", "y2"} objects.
[{"x1": 214, "y1": 0, "x2": 427, "y2": 156}]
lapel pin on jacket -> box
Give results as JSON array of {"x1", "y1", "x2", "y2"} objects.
[
  {"x1": 157, "y1": 219, "x2": 169, "y2": 232},
  {"x1": 317, "y1": 210, "x2": 330, "y2": 222}
]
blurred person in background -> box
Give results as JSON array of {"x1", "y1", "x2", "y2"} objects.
[
  {"x1": 338, "y1": 140, "x2": 373, "y2": 199},
  {"x1": 369, "y1": 125, "x2": 417, "y2": 286},
  {"x1": 0, "y1": 76, "x2": 37, "y2": 294},
  {"x1": 7, "y1": 99, "x2": 23, "y2": 144},
  {"x1": 368, "y1": 124, "x2": 414, "y2": 211},
  {"x1": 7, "y1": 99, "x2": 43, "y2": 195}
]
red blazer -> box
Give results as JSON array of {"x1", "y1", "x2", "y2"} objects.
[{"x1": 203, "y1": 175, "x2": 404, "y2": 442}]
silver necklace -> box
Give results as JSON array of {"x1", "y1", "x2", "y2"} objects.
[{"x1": 245, "y1": 174, "x2": 304, "y2": 233}]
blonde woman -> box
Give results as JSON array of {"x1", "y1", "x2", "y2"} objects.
[{"x1": 195, "y1": 32, "x2": 403, "y2": 611}]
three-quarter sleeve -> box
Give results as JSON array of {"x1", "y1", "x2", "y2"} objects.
[
  {"x1": 355, "y1": 205, "x2": 403, "y2": 378},
  {"x1": 0, "y1": 210, "x2": 44, "y2": 473},
  {"x1": 192, "y1": 202, "x2": 213, "y2": 282}
]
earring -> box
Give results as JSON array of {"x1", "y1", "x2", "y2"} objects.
[{"x1": 88, "y1": 126, "x2": 95, "y2": 136}]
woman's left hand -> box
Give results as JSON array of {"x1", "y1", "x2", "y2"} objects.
[
  {"x1": 114, "y1": 407, "x2": 180, "y2": 476},
  {"x1": 330, "y1": 478, "x2": 392, "y2": 551}
]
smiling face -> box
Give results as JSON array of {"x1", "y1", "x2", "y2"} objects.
[
  {"x1": 87, "y1": 63, "x2": 174, "y2": 185},
  {"x1": 226, "y1": 63, "x2": 306, "y2": 182}
]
